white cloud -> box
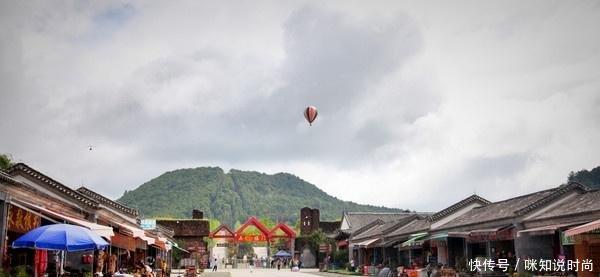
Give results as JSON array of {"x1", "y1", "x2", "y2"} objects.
[{"x1": 1, "y1": 1, "x2": 600, "y2": 212}]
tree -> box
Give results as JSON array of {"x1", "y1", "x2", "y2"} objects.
[
  {"x1": 259, "y1": 217, "x2": 276, "y2": 229},
  {"x1": 306, "y1": 230, "x2": 329, "y2": 253},
  {"x1": 208, "y1": 218, "x2": 222, "y2": 232},
  {"x1": 0, "y1": 154, "x2": 12, "y2": 170},
  {"x1": 568, "y1": 166, "x2": 600, "y2": 189}
]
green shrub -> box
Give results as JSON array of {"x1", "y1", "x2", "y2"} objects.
[{"x1": 15, "y1": 266, "x2": 28, "y2": 277}]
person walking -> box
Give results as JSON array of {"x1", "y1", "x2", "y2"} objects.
[
  {"x1": 212, "y1": 258, "x2": 218, "y2": 272},
  {"x1": 426, "y1": 263, "x2": 432, "y2": 277},
  {"x1": 249, "y1": 256, "x2": 255, "y2": 273}
]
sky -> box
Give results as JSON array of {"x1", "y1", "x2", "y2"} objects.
[{"x1": 1, "y1": 1, "x2": 600, "y2": 212}]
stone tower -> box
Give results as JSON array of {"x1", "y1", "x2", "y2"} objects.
[{"x1": 300, "y1": 207, "x2": 320, "y2": 235}]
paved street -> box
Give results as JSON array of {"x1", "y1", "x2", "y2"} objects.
[{"x1": 197, "y1": 268, "x2": 321, "y2": 277}]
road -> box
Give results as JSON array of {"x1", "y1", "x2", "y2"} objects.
[{"x1": 197, "y1": 268, "x2": 321, "y2": 277}]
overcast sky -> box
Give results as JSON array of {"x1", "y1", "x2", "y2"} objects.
[{"x1": 1, "y1": 1, "x2": 600, "y2": 212}]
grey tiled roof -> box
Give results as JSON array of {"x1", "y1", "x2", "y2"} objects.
[
  {"x1": 352, "y1": 215, "x2": 418, "y2": 241},
  {"x1": 530, "y1": 189, "x2": 600, "y2": 220},
  {"x1": 7, "y1": 163, "x2": 99, "y2": 208},
  {"x1": 514, "y1": 182, "x2": 588, "y2": 216},
  {"x1": 77, "y1": 186, "x2": 139, "y2": 216},
  {"x1": 0, "y1": 171, "x2": 20, "y2": 184},
  {"x1": 428, "y1": 194, "x2": 490, "y2": 222},
  {"x1": 343, "y1": 212, "x2": 417, "y2": 233},
  {"x1": 385, "y1": 218, "x2": 430, "y2": 238},
  {"x1": 351, "y1": 219, "x2": 385, "y2": 238},
  {"x1": 436, "y1": 188, "x2": 556, "y2": 230}
]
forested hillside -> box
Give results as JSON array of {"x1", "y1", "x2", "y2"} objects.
[{"x1": 117, "y1": 167, "x2": 407, "y2": 225}]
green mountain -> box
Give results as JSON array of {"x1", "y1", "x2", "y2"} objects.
[{"x1": 117, "y1": 167, "x2": 407, "y2": 226}]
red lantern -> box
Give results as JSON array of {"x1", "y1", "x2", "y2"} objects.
[{"x1": 81, "y1": 254, "x2": 93, "y2": 264}]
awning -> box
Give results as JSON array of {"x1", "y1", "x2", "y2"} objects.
[
  {"x1": 425, "y1": 232, "x2": 469, "y2": 240},
  {"x1": 378, "y1": 239, "x2": 399, "y2": 248},
  {"x1": 152, "y1": 240, "x2": 166, "y2": 250},
  {"x1": 155, "y1": 236, "x2": 168, "y2": 250},
  {"x1": 116, "y1": 223, "x2": 155, "y2": 244},
  {"x1": 168, "y1": 241, "x2": 189, "y2": 253},
  {"x1": 469, "y1": 228, "x2": 500, "y2": 235},
  {"x1": 517, "y1": 224, "x2": 568, "y2": 237},
  {"x1": 30, "y1": 205, "x2": 114, "y2": 239},
  {"x1": 398, "y1": 233, "x2": 428, "y2": 248},
  {"x1": 429, "y1": 233, "x2": 448, "y2": 240},
  {"x1": 469, "y1": 224, "x2": 512, "y2": 235},
  {"x1": 448, "y1": 232, "x2": 470, "y2": 237},
  {"x1": 354, "y1": 238, "x2": 380, "y2": 248},
  {"x1": 565, "y1": 219, "x2": 600, "y2": 237}
]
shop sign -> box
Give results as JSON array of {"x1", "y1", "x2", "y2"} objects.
[
  {"x1": 140, "y1": 219, "x2": 156, "y2": 230},
  {"x1": 469, "y1": 228, "x2": 515, "y2": 242},
  {"x1": 111, "y1": 233, "x2": 136, "y2": 251},
  {"x1": 235, "y1": 234, "x2": 267, "y2": 242},
  {"x1": 8, "y1": 205, "x2": 41, "y2": 233}
]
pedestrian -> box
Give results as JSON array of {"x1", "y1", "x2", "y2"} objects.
[
  {"x1": 212, "y1": 258, "x2": 218, "y2": 272},
  {"x1": 249, "y1": 256, "x2": 255, "y2": 273},
  {"x1": 350, "y1": 258, "x2": 356, "y2": 272},
  {"x1": 277, "y1": 259, "x2": 281, "y2": 270},
  {"x1": 426, "y1": 263, "x2": 432, "y2": 277}
]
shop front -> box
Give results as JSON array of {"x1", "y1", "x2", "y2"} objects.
[
  {"x1": 2, "y1": 202, "x2": 111, "y2": 276},
  {"x1": 467, "y1": 227, "x2": 515, "y2": 260},
  {"x1": 4, "y1": 204, "x2": 43, "y2": 275},
  {"x1": 565, "y1": 219, "x2": 600, "y2": 277},
  {"x1": 396, "y1": 233, "x2": 428, "y2": 268}
]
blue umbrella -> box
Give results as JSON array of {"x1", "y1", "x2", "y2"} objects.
[
  {"x1": 12, "y1": 224, "x2": 108, "y2": 252},
  {"x1": 273, "y1": 250, "x2": 292, "y2": 257}
]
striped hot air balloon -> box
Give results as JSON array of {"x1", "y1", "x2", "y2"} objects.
[{"x1": 304, "y1": 106, "x2": 318, "y2": 126}]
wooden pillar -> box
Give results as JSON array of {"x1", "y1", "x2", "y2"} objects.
[
  {"x1": 0, "y1": 196, "x2": 8, "y2": 268},
  {"x1": 267, "y1": 238, "x2": 271, "y2": 267},
  {"x1": 358, "y1": 248, "x2": 363, "y2": 267},
  {"x1": 290, "y1": 238, "x2": 295, "y2": 261},
  {"x1": 235, "y1": 241, "x2": 239, "y2": 269}
]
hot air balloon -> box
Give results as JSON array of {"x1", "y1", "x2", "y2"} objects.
[{"x1": 304, "y1": 106, "x2": 318, "y2": 126}]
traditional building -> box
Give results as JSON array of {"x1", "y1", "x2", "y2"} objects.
[
  {"x1": 341, "y1": 212, "x2": 421, "y2": 268},
  {"x1": 348, "y1": 195, "x2": 491, "y2": 269},
  {"x1": 156, "y1": 209, "x2": 210, "y2": 268},
  {"x1": 518, "y1": 187, "x2": 600, "y2": 276},
  {"x1": 296, "y1": 207, "x2": 341, "y2": 268},
  {"x1": 0, "y1": 163, "x2": 172, "y2": 276}
]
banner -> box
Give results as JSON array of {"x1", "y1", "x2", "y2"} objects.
[{"x1": 8, "y1": 205, "x2": 41, "y2": 234}]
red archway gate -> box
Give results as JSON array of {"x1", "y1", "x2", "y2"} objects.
[
  {"x1": 234, "y1": 217, "x2": 272, "y2": 242},
  {"x1": 209, "y1": 217, "x2": 297, "y2": 264},
  {"x1": 269, "y1": 223, "x2": 296, "y2": 258}
]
